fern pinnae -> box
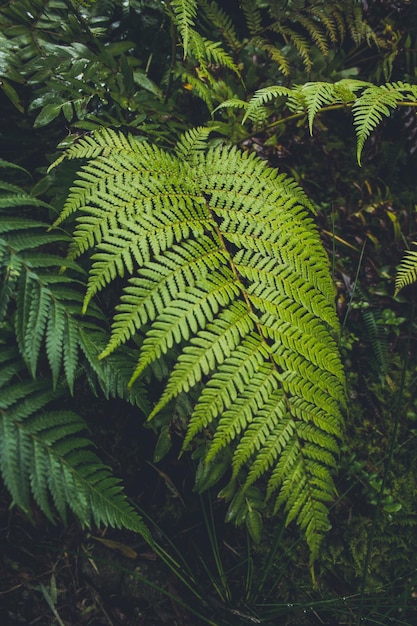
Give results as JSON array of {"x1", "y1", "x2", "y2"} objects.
[
  {"x1": 274, "y1": 25, "x2": 312, "y2": 72},
  {"x1": 150, "y1": 302, "x2": 255, "y2": 419},
  {"x1": 310, "y1": 6, "x2": 338, "y2": 44},
  {"x1": 170, "y1": 0, "x2": 198, "y2": 57},
  {"x1": 231, "y1": 391, "x2": 288, "y2": 474},
  {"x1": 175, "y1": 126, "x2": 213, "y2": 160},
  {"x1": 1, "y1": 371, "x2": 149, "y2": 535},
  {"x1": 244, "y1": 86, "x2": 293, "y2": 123},
  {"x1": 130, "y1": 273, "x2": 240, "y2": 387},
  {"x1": 297, "y1": 14, "x2": 329, "y2": 57},
  {"x1": 183, "y1": 334, "x2": 270, "y2": 448},
  {"x1": 45, "y1": 300, "x2": 66, "y2": 389},
  {"x1": 241, "y1": 411, "x2": 294, "y2": 486},
  {"x1": 206, "y1": 364, "x2": 281, "y2": 462}
]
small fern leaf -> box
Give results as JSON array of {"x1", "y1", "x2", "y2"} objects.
[
  {"x1": 241, "y1": 0, "x2": 262, "y2": 34},
  {"x1": 395, "y1": 245, "x2": 417, "y2": 294},
  {"x1": 301, "y1": 82, "x2": 337, "y2": 134},
  {"x1": 175, "y1": 126, "x2": 213, "y2": 160},
  {"x1": 16, "y1": 273, "x2": 51, "y2": 379},
  {"x1": 244, "y1": 86, "x2": 293, "y2": 123},
  {"x1": 200, "y1": 0, "x2": 240, "y2": 51},
  {"x1": 45, "y1": 300, "x2": 67, "y2": 389},
  {"x1": 353, "y1": 85, "x2": 403, "y2": 164},
  {"x1": 0, "y1": 244, "x2": 21, "y2": 323},
  {"x1": 171, "y1": 0, "x2": 197, "y2": 57}
]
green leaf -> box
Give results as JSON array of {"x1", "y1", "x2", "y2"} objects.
[
  {"x1": 246, "y1": 508, "x2": 263, "y2": 543},
  {"x1": 0, "y1": 78, "x2": 24, "y2": 113},
  {"x1": 34, "y1": 103, "x2": 63, "y2": 128}
]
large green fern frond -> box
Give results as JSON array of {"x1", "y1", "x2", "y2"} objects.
[{"x1": 55, "y1": 128, "x2": 346, "y2": 560}]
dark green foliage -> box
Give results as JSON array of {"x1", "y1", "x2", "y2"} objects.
[
  {"x1": 1, "y1": 2, "x2": 417, "y2": 623},
  {"x1": 0, "y1": 160, "x2": 150, "y2": 538}
]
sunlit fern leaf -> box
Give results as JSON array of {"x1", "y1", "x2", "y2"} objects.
[
  {"x1": 243, "y1": 86, "x2": 293, "y2": 124},
  {"x1": 251, "y1": 37, "x2": 291, "y2": 77},
  {"x1": 395, "y1": 245, "x2": 417, "y2": 295},
  {"x1": 55, "y1": 127, "x2": 346, "y2": 561},
  {"x1": 272, "y1": 25, "x2": 312, "y2": 72},
  {"x1": 175, "y1": 126, "x2": 214, "y2": 160},
  {"x1": 238, "y1": 80, "x2": 417, "y2": 168},
  {"x1": 197, "y1": 36, "x2": 241, "y2": 77},
  {"x1": 310, "y1": 6, "x2": 339, "y2": 44},
  {"x1": 100, "y1": 236, "x2": 228, "y2": 359},
  {"x1": 353, "y1": 84, "x2": 404, "y2": 164},
  {"x1": 0, "y1": 350, "x2": 149, "y2": 537},
  {"x1": 301, "y1": 82, "x2": 339, "y2": 134}
]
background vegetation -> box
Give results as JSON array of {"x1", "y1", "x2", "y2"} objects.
[{"x1": 1, "y1": 0, "x2": 417, "y2": 624}]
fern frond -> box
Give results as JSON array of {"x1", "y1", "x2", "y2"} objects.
[
  {"x1": 100, "y1": 236, "x2": 227, "y2": 358},
  {"x1": 78, "y1": 326, "x2": 149, "y2": 413},
  {"x1": 301, "y1": 82, "x2": 339, "y2": 134},
  {"x1": 56, "y1": 129, "x2": 346, "y2": 559},
  {"x1": 395, "y1": 245, "x2": 417, "y2": 295},
  {"x1": 309, "y1": 6, "x2": 339, "y2": 44},
  {"x1": 250, "y1": 37, "x2": 291, "y2": 77},
  {"x1": 175, "y1": 126, "x2": 213, "y2": 160},
  {"x1": 273, "y1": 25, "x2": 312, "y2": 72},
  {"x1": 199, "y1": 0, "x2": 240, "y2": 51},
  {"x1": 177, "y1": 68, "x2": 217, "y2": 111},
  {"x1": 352, "y1": 84, "x2": 404, "y2": 164},
  {"x1": 170, "y1": 0, "x2": 198, "y2": 57},
  {"x1": 241, "y1": 0, "x2": 262, "y2": 35},
  {"x1": 296, "y1": 15, "x2": 329, "y2": 58},
  {"x1": 197, "y1": 37, "x2": 241, "y2": 77},
  {"x1": 243, "y1": 86, "x2": 293, "y2": 124}
]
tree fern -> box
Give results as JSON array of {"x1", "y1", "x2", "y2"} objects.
[{"x1": 54, "y1": 127, "x2": 346, "y2": 561}]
